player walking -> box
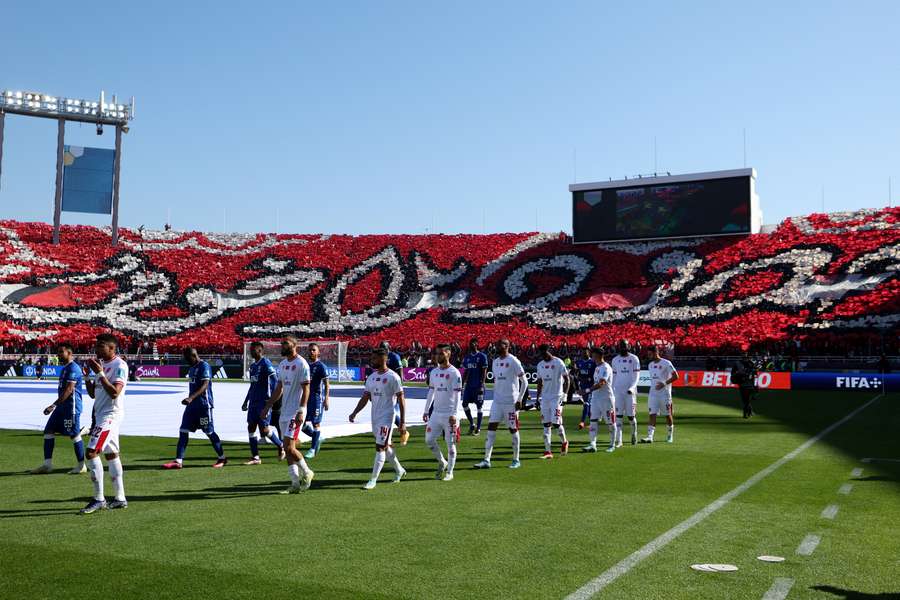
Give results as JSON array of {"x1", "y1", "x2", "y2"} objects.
[
  {"x1": 163, "y1": 348, "x2": 228, "y2": 469},
  {"x1": 241, "y1": 341, "x2": 285, "y2": 465},
  {"x1": 574, "y1": 348, "x2": 596, "y2": 430},
  {"x1": 301, "y1": 343, "x2": 330, "y2": 459},
  {"x1": 379, "y1": 341, "x2": 409, "y2": 446},
  {"x1": 423, "y1": 344, "x2": 462, "y2": 481},
  {"x1": 641, "y1": 345, "x2": 678, "y2": 444},
  {"x1": 263, "y1": 336, "x2": 315, "y2": 493},
  {"x1": 349, "y1": 348, "x2": 407, "y2": 490},
  {"x1": 535, "y1": 344, "x2": 570, "y2": 458},
  {"x1": 611, "y1": 340, "x2": 641, "y2": 446},
  {"x1": 474, "y1": 339, "x2": 526, "y2": 470},
  {"x1": 31, "y1": 342, "x2": 86, "y2": 475},
  {"x1": 80, "y1": 334, "x2": 129, "y2": 513},
  {"x1": 461, "y1": 338, "x2": 488, "y2": 435},
  {"x1": 584, "y1": 347, "x2": 616, "y2": 453}
]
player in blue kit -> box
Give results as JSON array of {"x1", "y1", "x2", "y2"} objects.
[
  {"x1": 460, "y1": 337, "x2": 488, "y2": 435},
  {"x1": 162, "y1": 348, "x2": 227, "y2": 469},
  {"x1": 574, "y1": 348, "x2": 596, "y2": 429},
  {"x1": 241, "y1": 341, "x2": 285, "y2": 465},
  {"x1": 302, "y1": 343, "x2": 330, "y2": 459},
  {"x1": 30, "y1": 342, "x2": 87, "y2": 475}
]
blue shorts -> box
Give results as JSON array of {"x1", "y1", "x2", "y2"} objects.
[
  {"x1": 305, "y1": 396, "x2": 325, "y2": 425},
  {"x1": 45, "y1": 405, "x2": 80, "y2": 437},
  {"x1": 247, "y1": 400, "x2": 272, "y2": 428},
  {"x1": 462, "y1": 387, "x2": 484, "y2": 407},
  {"x1": 180, "y1": 402, "x2": 215, "y2": 435}
]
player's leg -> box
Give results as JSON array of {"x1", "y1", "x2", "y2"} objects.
[
  {"x1": 604, "y1": 409, "x2": 616, "y2": 452},
  {"x1": 280, "y1": 417, "x2": 313, "y2": 493},
  {"x1": 81, "y1": 418, "x2": 116, "y2": 513},
  {"x1": 425, "y1": 421, "x2": 447, "y2": 478},
  {"x1": 444, "y1": 417, "x2": 458, "y2": 481},
  {"x1": 164, "y1": 405, "x2": 195, "y2": 468},
  {"x1": 642, "y1": 400, "x2": 658, "y2": 443},
  {"x1": 665, "y1": 401, "x2": 674, "y2": 443},
  {"x1": 32, "y1": 407, "x2": 66, "y2": 473},
  {"x1": 200, "y1": 409, "x2": 227, "y2": 467},
  {"x1": 475, "y1": 402, "x2": 505, "y2": 468},
  {"x1": 365, "y1": 424, "x2": 399, "y2": 489},
  {"x1": 68, "y1": 408, "x2": 86, "y2": 473},
  {"x1": 579, "y1": 390, "x2": 590, "y2": 429},
  {"x1": 541, "y1": 418, "x2": 553, "y2": 457},
  {"x1": 462, "y1": 390, "x2": 476, "y2": 434},
  {"x1": 246, "y1": 421, "x2": 261, "y2": 464},
  {"x1": 474, "y1": 391, "x2": 484, "y2": 434},
  {"x1": 104, "y1": 423, "x2": 127, "y2": 509},
  {"x1": 555, "y1": 405, "x2": 569, "y2": 455},
  {"x1": 508, "y1": 410, "x2": 521, "y2": 469}
]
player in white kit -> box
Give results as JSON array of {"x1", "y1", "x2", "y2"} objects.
[
  {"x1": 584, "y1": 347, "x2": 617, "y2": 453},
  {"x1": 611, "y1": 340, "x2": 641, "y2": 447},
  {"x1": 262, "y1": 336, "x2": 315, "y2": 493},
  {"x1": 534, "y1": 344, "x2": 570, "y2": 458},
  {"x1": 474, "y1": 339, "x2": 526, "y2": 470},
  {"x1": 350, "y1": 348, "x2": 407, "y2": 490},
  {"x1": 80, "y1": 334, "x2": 129, "y2": 514},
  {"x1": 422, "y1": 344, "x2": 462, "y2": 481},
  {"x1": 640, "y1": 345, "x2": 679, "y2": 444}
]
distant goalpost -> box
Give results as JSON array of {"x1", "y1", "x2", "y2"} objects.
[{"x1": 242, "y1": 340, "x2": 351, "y2": 382}]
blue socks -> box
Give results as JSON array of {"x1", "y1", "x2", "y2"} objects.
[
  {"x1": 176, "y1": 432, "x2": 189, "y2": 460},
  {"x1": 312, "y1": 429, "x2": 322, "y2": 453},
  {"x1": 463, "y1": 407, "x2": 474, "y2": 428},
  {"x1": 73, "y1": 437, "x2": 85, "y2": 462},
  {"x1": 581, "y1": 403, "x2": 591, "y2": 423},
  {"x1": 43, "y1": 436, "x2": 54, "y2": 460},
  {"x1": 266, "y1": 429, "x2": 282, "y2": 447},
  {"x1": 207, "y1": 432, "x2": 225, "y2": 458},
  {"x1": 301, "y1": 422, "x2": 316, "y2": 438},
  {"x1": 248, "y1": 435, "x2": 259, "y2": 457},
  {"x1": 476, "y1": 410, "x2": 483, "y2": 430}
]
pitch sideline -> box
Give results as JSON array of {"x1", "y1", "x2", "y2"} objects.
[{"x1": 563, "y1": 393, "x2": 885, "y2": 600}]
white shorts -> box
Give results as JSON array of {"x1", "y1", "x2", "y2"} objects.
[
  {"x1": 372, "y1": 421, "x2": 394, "y2": 447},
  {"x1": 590, "y1": 396, "x2": 615, "y2": 423},
  {"x1": 426, "y1": 415, "x2": 458, "y2": 447},
  {"x1": 540, "y1": 401, "x2": 563, "y2": 426},
  {"x1": 488, "y1": 401, "x2": 519, "y2": 430},
  {"x1": 648, "y1": 395, "x2": 673, "y2": 416},
  {"x1": 88, "y1": 415, "x2": 121, "y2": 454},
  {"x1": 614, "y1": 389, "x2": 637, "y2": 417}
]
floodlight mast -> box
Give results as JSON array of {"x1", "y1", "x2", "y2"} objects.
[{"x1": 0, "y1": 88, "x2": 134, "y2": 246}]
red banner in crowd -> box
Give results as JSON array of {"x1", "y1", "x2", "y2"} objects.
[{"x1": 675, "y1": 370, "x2": 792, "y2": 390}]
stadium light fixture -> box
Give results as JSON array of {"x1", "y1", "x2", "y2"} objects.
[{"x1": 0, "y1": 88, "x2": 135, "y2": 247}]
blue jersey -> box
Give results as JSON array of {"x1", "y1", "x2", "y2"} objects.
[
  {"x1": 188, "y1": 361, "x2": 214, "y2": 407},
  {"x1": 308, "y1": 360, "x2": 328, "y2": 399},
  {"x1": 575, "y1": 358, "x2": 596, "y2": 387},
  {"x1": 462, "y1": 351, "x2": 488, "y2": 390},
  {"x1": 58, "y1": 361, "x2": 84, "y2": 414},
  {"x1": 247, "y1": 357, "x2": 277, "y2": 404}
]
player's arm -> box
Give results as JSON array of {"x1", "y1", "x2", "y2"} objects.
[
  {"x1": 242, "y1": 380, "x2": 251, "y2": 411},
  {"x1": 515, "y1": 371, "x2": 527, "y2": 410},
  {"x1": 182, "y1": 379, "x2": 209, "y2": 405},
  {"x1": 423, "y1": 384, "x2": 435, "y2": 422},
  {"x1": 628, "y1": 357, "x2": 640, "y2": 392},
  {"x1": 262, "y1": 380, "x2": 284, "y2": 419},
  {"x1": 461, "y1": 367, "x2": 469, "y2": 388},
  {"x1": 296, "y1": 381, "x2": 310, "y2": 423},
  {"x1": 480, "y1": 358, "x2": 488, "y2": 389},
  {"x1": 396, "y1": 390, "x2": 406, "y2": 433},
  {"x1": 322, "y1": 373, "x2": 330, "y2": 411},
  {"x1": 535, "y1": 377, "x2": 543, "y2": 405},
  {"x1": 44, "y1": 380, "x2": 75, "y2": 415},
  {"x1": 349, "y1": 391, "x2": 371, "y2": 422},
  {"x1": 667, "y1": 367, "x2": 679, "y2": 386},
  {"x1": 92, "y1": 363, "x2": 124, "y2": 399},
  {"x1": 562, "y1": 369, "x2": 571, "y2": 395}
]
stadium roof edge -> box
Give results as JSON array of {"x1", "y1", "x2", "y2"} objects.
[{"x1": 569, "y1": 168, "x2": 756, "y2": 192}]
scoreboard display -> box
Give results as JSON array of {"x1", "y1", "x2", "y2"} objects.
[{"x1": 571, "y1": 169, "x2": 760, "y2": 243}]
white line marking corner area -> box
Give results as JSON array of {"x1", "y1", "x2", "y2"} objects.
[
  {"x1": 762, "y1": 577, "x2": 795, "y2": 600},
  {"x1": 564, "y1": 393, "x2": 884, "y2": 600},
  {"x1": 796, "y1": 534, "x2": 821, "y2": 556}
]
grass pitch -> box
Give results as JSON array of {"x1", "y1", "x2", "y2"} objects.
[{"x1": 0, "y1": 389, "x2": 897, "y2": 599}]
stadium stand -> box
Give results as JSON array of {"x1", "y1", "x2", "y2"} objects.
[{"x1": 0, "y1": 207, "x2": 897, "y2": 355}]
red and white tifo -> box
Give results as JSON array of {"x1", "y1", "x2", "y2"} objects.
[{"x1": 0, "y1": 206, "x2": 897, "y2": 352}]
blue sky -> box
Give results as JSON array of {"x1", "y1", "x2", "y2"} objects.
[{"x1": 1, "y1": 1, "x2": 897, "y2": 235}]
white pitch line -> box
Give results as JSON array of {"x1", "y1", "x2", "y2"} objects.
[
  {"x1": 796, "y1": 534, "x2": 820, "y2": 556},
  {"x1": 563, "y1": 393, "x2": 883, "y2": 600},
  {"x1": 851, "y1": 467, "x2": 863, "y2": 477},
  {"x1": 762, "y1": 577, "x2": 795, "y2": 600},
  {"x1": 838, "y1": 483, "x2": 853, "y2": 495},
  {"x1": 821, "y1": 504, "x2": 839, "y2": 520}
]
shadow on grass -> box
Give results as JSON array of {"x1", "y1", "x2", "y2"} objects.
[{"x1": 810, "y1": 584, "x2": 900, "y2": 599}]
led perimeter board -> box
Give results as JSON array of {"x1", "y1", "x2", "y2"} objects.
[{"x1": 570, "y1": 168, "x2": 761, "y2": 243}]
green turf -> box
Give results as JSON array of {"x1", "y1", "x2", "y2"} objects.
[{"x1": 0, "y1": 389, "x2": 897, "y2": 599}]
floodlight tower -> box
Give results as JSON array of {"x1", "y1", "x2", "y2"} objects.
[{"x1": 0, "y1": 89, "x2": 134, "y2": 246}]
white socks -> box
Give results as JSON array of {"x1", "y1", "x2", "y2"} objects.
[
  {"x1": 647, "y1": 425, "x2": 656, "y2": 440},
  {"x1": 543, "y1": 427, "x2": 552, "y2": 452},
  {"x1": 429, "y1": 442, "x2": 446, "y2": 466},
  {"x1": 589, "y1": 422, "x2": 598, "y2": 445},
  {"x1": 631, "y1": 419, "x2": 638, "y2": 439},
  {"x1": 667, "y1": 425, "x2": 674, "y2": 440},
  {"x1": 385, "y1": 447, "x2": 402, "y2": 472},
  {"x1": 371, "y1": 451, "x2": 386, "y2": 479},
  {"x1": 607, "y1": 421, "x2": 616, "y2": 447},
  {"x1": 88, "y1": 457, "x2": 104, "y2": 501},
  {"x1": 108, "y1": 457, "x2": 125, "y2": 501},
  {"x1": 447, "y1": 444, "x2": 457, "y2": 474},
  {"x1": 511, "y1": 431, "x2": 521, "y2": 462},
  {"x1": 557, "y1": 424, "x2": 567, "y2": 444},
  {"x1": 615, "y1": 421, "x2": 623, "y2": 444},
  {"x1": 484, "y1": 430, "x2": 496, "y2": 461},
  {"x1": 289, "y1": 463, "x2": 300, "y2": 485}
]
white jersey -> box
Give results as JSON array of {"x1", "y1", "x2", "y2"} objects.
[
  {"x1": 648, "y1": 358, "x2": 677, "y2": 400},
  {"x1": 536, "y1": 356, "x2": 567, "y2": 404},
  {"x1": 491, "y1": 354, "x2": 525, "y2": 403},
  {"x1": 591, "y1": 362, "x2": 614, "y2": 403},
  {"x1": 366, "y1": 369, "x2": 403, "y2": 425},
  {"x1": 426, "y1": 365, "x2": 462, "y2": 417},
  {"x1": 92, "y1": 356, "x2": 128, "y2": 419},
  {"x1": 611, "y1": 353, "x2": 641, "y2": 393},
  {"x1": 278, "y1": 355, "x2": 311, "y2": 417}
]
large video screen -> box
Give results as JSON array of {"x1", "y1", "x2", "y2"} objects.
[{"x1": 573, "y1": 175, "x2": 752, "y2": 243}]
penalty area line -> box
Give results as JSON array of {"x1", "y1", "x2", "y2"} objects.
[{"x1": 563, "y1": 393, "x2": 884, "y2": 600}]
